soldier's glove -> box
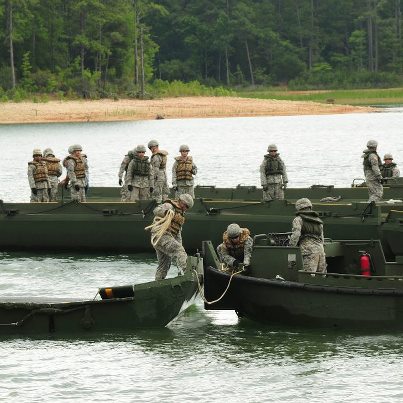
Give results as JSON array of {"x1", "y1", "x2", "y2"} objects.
[
  {"x1": 119, "y1": 179, "x2": 123, "y2": 186},
  {"x1": 262, "y1": 185, "x2": 269, "y2": 191},
  {"x1": 127, "y1": 185, "x2": 133, "y2": 192},
  {"x1": 172, "y1": 186, "x2": 178, "y2": 191},
  {"x1": 149, "y1": 187, "x2": 154, "y2": 194},
  {"x1": 378, "y1": 178, "x2": 384, "y2": 184},
  {"x1": 232, "y1": 259, "x2": 240, "y2": 268},
  {"x1": 31, "y1": 188, "x2": 37, "y2": 195},
  {"x1": 74, "y1": 184, "x2": 80, "y2": 191}
]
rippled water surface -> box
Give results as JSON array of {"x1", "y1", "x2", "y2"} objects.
[{"x1": 1, "y1": 113, "x2": 403, "y2": 402}]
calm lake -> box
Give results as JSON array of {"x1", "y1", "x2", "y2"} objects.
[{"x1": 1, "y1": 112, "x2": 403, "y2": 402}]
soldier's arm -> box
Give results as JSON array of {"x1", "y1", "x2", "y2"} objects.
[
  {"x1": 192, "y1": 161, "x2": 197, "y2": 175},
  {"x1": 243, "y1": 237, "x2": 254, "y2": 266},
  {"x1": 126, "y1": 160, "x2": 134, "y2": 183},
  {"x1": 281, "y1": 159, "x2": 288, "y2": 183},
  {"x1": 66, "y1": 159, "x2": 78, "y2": 184},
  {"x1": 27, "y1": 164, "x2": 36, "y2": 188},
  {"x1": 217, "y1": 244, "x2": 237, "y2": 267},
  {"x1": 172, "y1": 161, "x2": 177, "y2": 186},
  {"x1": 57, "y1": 162, "x2": 63, "y2": 177},
  {"x1": 393, "y1": 167, "x2": 400, "y2": 177},
  {"x1": 118, "y1": 156, "x2": 129, "y2": 179},
  {"x1": 148, "y1": 164, "x2": 155, "y2": 187},
  {"x1": 260, "y1": 161, "x2": 267, "y2": 186},
  {"x1": 289, "y1": 217, "x2": 302, "y2": 247},
  {"x1": 153, "y1": 202, "x2": 174, "y2": 217},
  {"x1": 370, "y1": 154, "x2": 382, "y2": 178}
]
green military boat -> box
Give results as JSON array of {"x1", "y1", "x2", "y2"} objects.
[
  {"x1": 0, "y1": 256, "x2": 202, "y2": 335},
  {"x1": 202, "y1": 238, "x2": 403, "y2": 330}
]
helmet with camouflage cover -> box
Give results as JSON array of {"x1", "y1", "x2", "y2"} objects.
[
  {"x1": 384, "y1": 153, "x2": 393, "y2": 160},
  {"x1": 147, "y1": 139, "x2": 159, "y2": 149},
  {"x1": 366, "y1": 140, "x2": 378, "y2": 148},
  {"x1": 33, "y1": 148, "x2": 42, "y2": 156},
  {"x1": 295, "y1": 198, "x2": 312, "y2": 211},
  {"x1": 179, "y1": 193, "x2": 194, "y2": 209},
  {"x1": 70, "y1": 144, "x2": 82, "y2": 152},
  {"x1": 227, "y1": 223, "x2": 242, "y2": 238},
  {"x1": 136, "y1": 144, "x2": 147, "y2": 153},
  {"x1": 179, "y1": 144, "x2": 190, "y2": 152},
  {"x1": 43, "y1": 148, "x2": 54, "y2": 157},
  {"x1": 267, "y1": 144, "x2": 278, "y2": 152}
]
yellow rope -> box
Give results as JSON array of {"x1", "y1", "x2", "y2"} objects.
[{"x1": 145, "y1": 209, "x2": 175, "y2": 247}]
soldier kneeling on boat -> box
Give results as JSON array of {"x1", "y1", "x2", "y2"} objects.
[
  {"x1": 217, "y1": 223, "x2": 253, "y2": 273},
  {"x1": 146, "y1": 193, "x2": 194, "y2": 280},
  {"x1": 289, "y1": 198, "x2": 327, "y2": 273}
]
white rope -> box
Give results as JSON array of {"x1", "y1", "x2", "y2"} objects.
[{"x1": 145, "y1": 209, "x2": 175, "y2": 247}]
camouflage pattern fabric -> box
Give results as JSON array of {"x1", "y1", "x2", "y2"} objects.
[
  {"x1": 260, "y1": 154, "x2": 288, "y2": 201},
  {"x1": 129, "y1": 187, "x2": 150, "y2": 201},
  {"x1": 28, "y1": 162, "x2": 49, "y2": 202},
  {"x1": 262, "y1": 183, "x2": 284, "y2": 201},
  {"x1": 150, "y1": 153, "x2": 169, "y2": 203},
  {"x1": 216, "y1": 236, "x2": 253, "y2": 267},
  {"x1": 48, "y1": 176, "x2": 59, "y2": 201},
  {"x1": 30, "y1": 188, "x2": 49, "y2": 203},
  {"x1": 65, "y1": 156, "x2": 89, "y2": 202},
  {"x1": 126, "y1": 158, "x2": 154, "y2": 201},
  {"x1": 172, "y1": 158, "x2": 197, "y2": 198},
  {"x1": 119, "y1": 154, "x2": 132, "y2": 202},
  {"x1": 174, "y1": 185, "x2": 195, "y2": 199},
  {"x1": 363, "y1": 151, "x2": 383, "y2": 202}
]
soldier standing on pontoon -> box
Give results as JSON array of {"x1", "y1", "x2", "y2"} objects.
[
  {"x1": 64, "y1": 144, "x2": 89, "y2": 202},
  {"x1": 260, "y1": 144, "x2": 288, "y2": 201},
  {"x1": 381, "y1": 153, "x2": 400, "y2": 179},
  {"x1": 28, "y1": 149, "x2": 50, "y2": 202},
  {"x1": 118, "y1": 148, "x2": 135, "y2": 202},
  {"x1": 42, "y1": 148, "x2": 62, "y2": 201},
  {"x1": 172, "y1": 144, "x2": 197, "y2": 198},
  {"x1": 148, "y1": 139, "x2": 169, "y2": 203},
  {"x1": 362, "y1": 140, "x2": 383, "y2": 202}
]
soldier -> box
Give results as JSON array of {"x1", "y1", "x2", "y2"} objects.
[
  {"x1": 27, "y1": 149, "x2": 50, "y2": 202},
  {"x1": 126, "y1": 145, "x2": 154, "y2": 201},
  {"x1": 260, "y1": 144, "x2": 288, "y2": 201},
  {"x1": 362, "y1": 140, "x2": 383, "y2": 202},
  {"x1": 64, "y1": 144, "x2": 89, "y2": 202},
  {"x1": 381, "y1": 153, "x2": 400, "y2": 179},
  {"x1": 216, "y1": 223, "x2": 253, "y2": 272},
  {"x1": 148, "y1": 139, "x2": 169, "y2": 203},
  {"x1": 145, "y1": 193, "x2": 194, "y2": 280},
  {"x1": 172, "y1": 144, "x2": 197, "y2": 198},
  {"x1": 42, "y1": 148, "x2": 62, "y2": 202},
  {"x1": 118, "y1": 149, "x2": 135, "y2": 202},
  {"x1": 289, "y1": 198, "x2": 327, "y2": 273}
]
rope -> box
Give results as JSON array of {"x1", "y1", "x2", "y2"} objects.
[
  {"x1": 145, "y1": 209, "x2": 175, "y2": 247},
  {"x1": 194, "y1": 264, "x2": 244, "y2": 305}
]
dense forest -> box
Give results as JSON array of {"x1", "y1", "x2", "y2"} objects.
[{"x1": 1, "y1": 0, "x2": 403, "y2": 99}]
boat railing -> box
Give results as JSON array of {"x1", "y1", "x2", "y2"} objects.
[{"x1": 297, "y1": 270, "x2": 403, "y2": 281}]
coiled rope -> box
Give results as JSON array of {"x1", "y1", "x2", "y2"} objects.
[{"x1": 144, "y1": 209, "x2": 175, "y2": 247}]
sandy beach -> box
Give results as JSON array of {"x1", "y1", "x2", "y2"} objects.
[{"x1": 0, "y1": 96, "x2": 375, "y2": 124}]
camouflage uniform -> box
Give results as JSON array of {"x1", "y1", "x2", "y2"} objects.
[
  {"x1": 118, "y1": 150, "x2": 134, "y2": 202},
  {"x1": 260, "y1": 145, "x2": 288, "y2": 201},
  {"x1": 43, "y1": 148, "x2": 62, "y2": 202},
  {"x1": 172, "y1": 145, "x2": 197, "y2": 198},
  {"x1": 289, "y1": 198, "x2": 326, "y2": 273},
  {"x1": 126, "y1": 147, "x2": 154, "y2": 201},
  {"x1": 28, "y1": 149, "x2": 50, "y2": 202},
  {"x1": 64, "y1": 145, "x2": 89, "y2": 202},
  {"x1": 362, "y1": 141, "x2": 383, "y2": 202},
  {"x1": 151, "y1": 194, "x2": 193, "y2": 280},
  {"x1": 216, "y1": 225, "x2": 253, "y2": 269},
  {"x1": 148, "y1": 140, "x2": 169, "y2": 203},
  {"x1": 381, "y1": 154, "x2": 400, "y2": 179}
]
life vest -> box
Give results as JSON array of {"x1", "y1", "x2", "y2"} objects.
[
  {"x1": 131, "y1": 155, "x2": 150, "y2": 176},
  {"x1": 64, "y1": 155, "x2": 86, "y2": 179},
  {"x1": 297, "y1": 211, "x2": 323, "y2": 242},
  {"x1": 29, "y1": 161, "x2": 48, "y2": 183},
  {"x1": 152, "y1": 151, "x2": 168, "y2": 170},
  {"x1": 166, "y1": 200, "x2": 185, "y2": 236},
  {"x1": 43, "y1": 157, "x2": 61, "y2": 176},
  {"x1": 223, "y1": 228, "x2": 251, "y2": 260},
  {"x1": 381, "y1": 162, "x2": 397, "y2": 178},
  {"x1": 363, "y1": 150, "x2": 381, "y2": 170},
  {"x1": 175, "y1": 156, "x2": 193, "y2": 181},
  {"x1": 264, "y1": 154, "x2": 283, "y2": 175}
]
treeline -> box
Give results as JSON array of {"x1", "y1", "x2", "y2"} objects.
[{"x1": 1, "y1": 0, "x2": 403, "y2": 99}]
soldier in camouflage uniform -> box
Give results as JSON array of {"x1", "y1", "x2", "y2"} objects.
[
  {"x1": 126, "y1": 145, "x2": 154, "y2": 201},
  {"x1": 64, "y1": 144, "x2": 89, "y2": 202},
  {"x1": 172, "y1": 144, "x2": 197, "y2": 198},
  {"x1": 42, "y1": 148, "x2": 62, "y2": 202},
  {"x1": 118, "y1": 149, "x2": 135, "y2": 202},
  {"x1": 260, "y1": 144, "x2": 288, "y2": 201},
  {"x1": 149, "y1": 194, "x2": 194, "y2": 280},
  {"x1": 381, "y1": 153, "x2": 400, "y2": 179},
  {"x1": 289, "y1": 198, "x2": 327, "y2": 273},
  {"x1": 148, "y1": 139, "x2": 169, "y2": 203},
  {"x1": 28, "y1": 149, "x2": 50, "y2": 202},
  {"x1": 217, "y1": 223, "x2": 253, "y2": 272},
  {"x1": 362, "y1": 140, "x2": 383, "y2": 202}
]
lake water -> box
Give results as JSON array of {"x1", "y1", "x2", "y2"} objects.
[{"x1": 1, "y1": 112, "x2": 403, "y2": 402}]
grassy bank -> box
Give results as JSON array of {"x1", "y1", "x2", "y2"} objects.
[{"x1": 237, "y1": 87, "x2": 403, "y2": 106}]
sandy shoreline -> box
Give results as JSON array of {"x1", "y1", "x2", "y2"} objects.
[{"x1": 0, "y1": 96, "x2": 375, "y2": 124}]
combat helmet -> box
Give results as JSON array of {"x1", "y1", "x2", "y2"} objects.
[
  {"x1": 148, "y1": 139, "x2": 159, "y2": 149},
  {"x1": 179, "y1": 193, "x2": 194, "y2": 209},
  {"x1": 367, "y1": 140, "x2": 378, "y2": 149},
  {"x1": 70, "y1": 144, "x2": 83, "y2": 152},
  {"x1": 267, "y1": 144, "x2": 278, "y2": 152},
  {"x1": 384, "y1": 153, "x2": 393, "y2": 160},
  {"x1": 43, "y1": 148, "x2": 54, "y2": 157},
  {"x1": 179, "y1": 144, "x2": 190, "y2": 152},
  {"x1": 33, "y1": 148, "x2": 42, "y2": 156},
  {"x1": 136, "y1": 145, "x2": 147, "y2": 153},
  {"x1": 295, "y1": 198, "x2": 312, "y2": 211},
  {"x1": 227, "y1": 223, "x2": 242, "y2": 238}
]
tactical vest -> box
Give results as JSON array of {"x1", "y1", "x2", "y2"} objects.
[
  {"x1": 44, "y1": 157, "x2": 61, "y2": 176},
  {"x1": 166, "y1": 200, "x2": 185, "y2": 236},
  {"x1": 223, "y1": 228, "x2": 251, "y2": 260},
  {"x1": 363, "y1": 150, "x2": 381, "y2": 171},
  {"x1": 29, "y1": 161, "x2": 48, "y2": 183},
  {"x1": 152, "y1": 152, "x2": 167, "y2": 170},
  {"x1": 132, "y1": 155, "x2": 150, "y2": 176},
  {"x1": 175, "y1": 156, "x2": 193, "y2": 181},
  {"x1": 65, "y1": 155, "x2": 86, "y2": 179},
  {"x1": 264, "y1": 154, "x2": 283, "y2": 175},
  {"x1": 297, "y1": 211, "x2": 323, "y2": 242},
  {"x1": 381, "y1": 162, "x2": 397, "y2": 178}
]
